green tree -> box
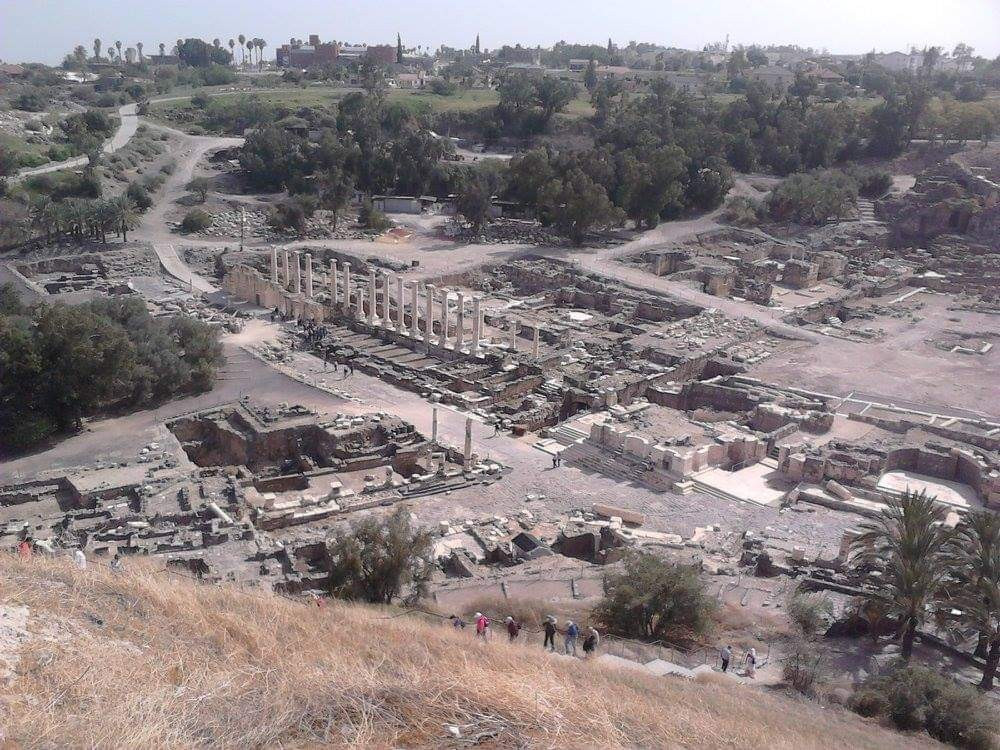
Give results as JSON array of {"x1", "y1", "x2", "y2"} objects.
[
  {"x1": 186, "y1": 176, "x2": 210, "y2": 203},
  {"x1": 945, "y1": 511, "x2": 1000, "y2": 690},
  {"x1": 455, "y1": 172, "x2": 493, "y2": 234},
  {"x1": 110, "y1": 195, "x2": 139, "y2": 242},
  {"x1": 396, "y1": 33, "x2": 404, "y2": 64},
  {"x1": 584, "y1": 58, "x2": 598, "y2": 92},
  {"x1": 326, "y1": 506, "x2": 435, "y2": 604},
  {"x1": 594, "y1": 552, "x2": 715, "y2": 639},
  {"x1": 317, "y1": 167, "x2": 354, "y2": 230},
  {"x1": 539, "y1": 169, "x2": 623, "y2": 244},
  {"x1": 850, "y1": 490, "x2": 953, "y2": 660}
]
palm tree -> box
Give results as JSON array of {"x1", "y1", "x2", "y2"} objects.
[
  {"x1": 159, "y1": 42, "x2": 166, "y2": 57},
  {"x1": 115, "y1": 40, "x2": 123, "y2": 65},
  {"x1": 257, "y1": 39, "x2": 267, "y2": 70},
  {"x1": 238, "y1": 34, "x2": 246, "y2": 68},
  {"x1": 850, "y1": 490, "x2": 953, "y2": 660},
  {"x1": 136, "y1": 42, "x2": 143, "y2": 62},
  {"x1": 245, "y1": 39, "x2": 253, "y2": 69},
  {"x1": 110, "y1": 195, "x2": 139, "y2": 242},
  {"x1": 228, "y1": 38, "x2": 235, "y2": 64},
  {"x1": 945, "y1": 511, "x2": 1000, "y2": 690},
  {"x1": 176, "y1": 38, "x2": 184, "y2": 57},
  {"x1": 93, "y1": 38, "x2": 102, "y2": 60},
  {"x1": 28, "y1": 196, "x2": 52, "y2": 240}
]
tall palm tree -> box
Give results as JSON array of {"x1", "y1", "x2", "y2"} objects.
[
  {"x1": 245, "y1": 39, "x2": 253, "y2": 69},
  {"x1": 159, "y1": 42, "x2": 166, "y2": 57},
  {"x1": 238, "y1": 34, "x2": 246, "y2": 68},
  {"x1": 93, "y1": 38, "x2": 102, "y2": 60},
  {"x1": 850, "y1": 490, "x2": 953, "y2": 660},
  {"x1": 115, "y1": 40, "x2": 123, "y2": 66},
  {"x1": 136, "y1": 42, "x2": 143, "y2": 62},
  {"x1": 110, "y1": 195, "x2": 139, "y2": 243},
  {"x1": 212, "y1": 38, "x2": 221, "y2": 49},
  {"x1": 945, "y1": 511, "x2": 1000, "y2": 690},
  {"x1": 228, "y1": 38, "x2": 235, "y2": 64},
  {"x1": 257, "y1": 39, "x2": 267, "y2": 69}
]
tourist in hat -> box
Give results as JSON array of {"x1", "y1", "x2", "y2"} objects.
[
  {"x1": 542, "y1": 616, "x2": 557, "y2": 652},
  {"x1": 505, "y1": 616, "x2": 521, "y2": 642},
  {"x1": 583, "y1": 625, "x2": 600, "y2": 658},
  {"x1": 564, "y1": 620, "x2": 580, "y2": 656},
  {"x1": 475, "y1": 612, "x2": 490, "y2": 641},
  {"x1": 744, "y1": 647, "x2": 757, "y2": 678}
]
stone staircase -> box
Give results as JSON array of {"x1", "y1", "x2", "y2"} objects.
[
  {"x1": 857, "y1": 198, "x2": 878, "y2": 223},
  {"x1": 548, "y1": 423, "x2": 590, "y2": 447},
  {"x1": 560, "y1": 440, "x2": 651, "y2": 485}
]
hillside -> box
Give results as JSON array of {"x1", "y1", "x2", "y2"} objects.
[{"x1": 0, "y1": 555, "x2": 941, "y2": 749}]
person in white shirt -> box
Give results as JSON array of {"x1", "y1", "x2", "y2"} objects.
[{"x1": 73, "y1": 548, "x2": 87, "y2": 571}]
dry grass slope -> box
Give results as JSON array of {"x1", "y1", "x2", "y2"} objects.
[{"x1": 0, "y1": 556, "x2": 942, "y2": 749}]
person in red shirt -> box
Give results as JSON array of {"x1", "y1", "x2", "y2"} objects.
[
  {"x1": 474, "y1": 612, "x2": 490, "y2": 641},
  {"x1": 17, "y1": 538, "x2": 32, "y2": 560}
]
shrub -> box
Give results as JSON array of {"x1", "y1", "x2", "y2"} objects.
[
  {"x1": 721, "y1": 195, "x2": 765, "y2": 227},
  {"x1": 126, "y1": 182, "x2": 153, "y2": 211},
  {"x1": 267, "y1": 200, "x2": 307, "y2": 235},
  {"x1": 850, "y1": 665, "x2": 998, "y2": 750},
  {"x1": 593, "y1": 552, "x2": 715, "y2": 640},
  {"x1": 180, "y1": 208, "x2": 212, "y2": 232},
  {"x1": 788, "y1": 592, "x2": 833, "y2": 637},
  {"x1": 854, "y1": 169, "x2": 893, "y2": 199},
  {"x1": 782, "y1": 639, "x2": 826, "y2": 696},
  {"x1": 767, "y1": 169, "x2": 858, "y2": 225},
  {"x1": 13, "y1": 89, "x2": 48, "y2": 112},
  {"x1": 430, "y1": 79, "x2": 457, "y2": 96},
  {"x1": 326, "y1": 506, "x2": 435, "y2": 604},
  {"x1": 358, "y1": 198, "x2": 391, "y2": 231},
  {"x1": 185, "y1": 176, "x2": 210, "y2": 203}
]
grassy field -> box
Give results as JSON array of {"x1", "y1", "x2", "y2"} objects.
[{"x1": 0, "y1": 554, "x2": 944, "y2": 749}]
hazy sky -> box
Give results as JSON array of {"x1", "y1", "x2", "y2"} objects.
[{"x1": 2, "y1": 0, "x2": 998, "y2": 65}]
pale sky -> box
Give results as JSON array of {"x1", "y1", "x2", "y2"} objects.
[{"x1": 1, "y1": 0, "x2": 998, "y2": 65}]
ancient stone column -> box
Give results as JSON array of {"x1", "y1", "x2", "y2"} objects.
[
  {"x1": 533, "y1": 326, "x2": 540, "y2": 357},
  {"x1": 329, "y1": 261, "x2": 338, "y2": 306},
  {"x1": 270, "y1": 248, "x2": 278, "y2": 283},
  {"x1": 343, "y1": 263, "x2": 352, "y2": 313},
  {"x1": 424, "y1": 284, "x2": 435, "y2": 345},
  {"x1": 396, "y1": 276, "x2": 405, "y2": 330},
  {"x1": 439, "y1": 288, "x2": 449, "y2": 348},
  {"x1": 509, "y1": 320, "x2": 517, "y2": 351},
  {"x1": 432, "y1": 407, "x2": 438, "y2": 443},
  {"x1": 471, "y1": 297, "x2": 481, "y2": 356},
  {"x1": 304, "y1": 253, "x2": 314, "y2": 298},
  {"x1": 367, "y1": 269, "x2": 376, "y2": 325},
  {"x1": 464, "y1": 417, "x2": 473, "y2": 466},
  {"x1": 292, "y1": 252, "x2": 302, "y2": 295},
  {"x1": 410, "y1": 282, "x2": 419, "y2": 338},
  {"x1": 379, "y1": 271, "x2": 389, "y2": 327},
  {"x1": 282, "y1": 251, "x2": 290, "y2": 289},
  {"x1": 455, "y1": 293, "x2": 465, "y2": 351}
]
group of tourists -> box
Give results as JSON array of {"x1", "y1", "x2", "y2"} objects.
[
  {"x1": 16, "y1": 537, "x2": 126, "y2": 575},
  {"x1": 450, "y1": 612, "x2": 601, "y2": 658},
  {"x1": 719, "y1": 643, "x2": 758, "y2": 678}
]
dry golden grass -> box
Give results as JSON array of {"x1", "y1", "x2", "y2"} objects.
[{"x1": 0, "y1": 555, "x2": 942, "y2": 749}]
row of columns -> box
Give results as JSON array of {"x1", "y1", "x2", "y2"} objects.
[{"x1": 267, "y1": 253, "x2": 538, "y2": 359}]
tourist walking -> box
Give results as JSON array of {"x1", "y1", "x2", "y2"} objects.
[
  {"x1": 583, "y1": 625, "x2": 600, "y2": 658},
  {"x1": 542, "y1": 616, "x2": 557, "y2": 652},
  {"x1": 73, "y1": 548, "x2": 87, "y2": 571},
  {"x1": 564, "y1": 620, "x2": 580, "y2": 656},
  {"x1": 505, "y1": 616, "x2": 521, "y2": 642},
  {"x1": 475, "y1": 612, "x2": 490, "y2": 641},
  {"x1": 720, "y1": 644, "x2": 732, "y2": 673},
  {"x1": 744, "y1": 647, "x2": 757, "y2": 678},
  {"x1": 110, "y1": 553, "x2": 124, "y2": 574},
  {"x1": 449, "y1": 614, "x2": 466, "y2": 630},
  {"x1": 17, "y1": 537, "x2": 32, "y2": 560}
]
